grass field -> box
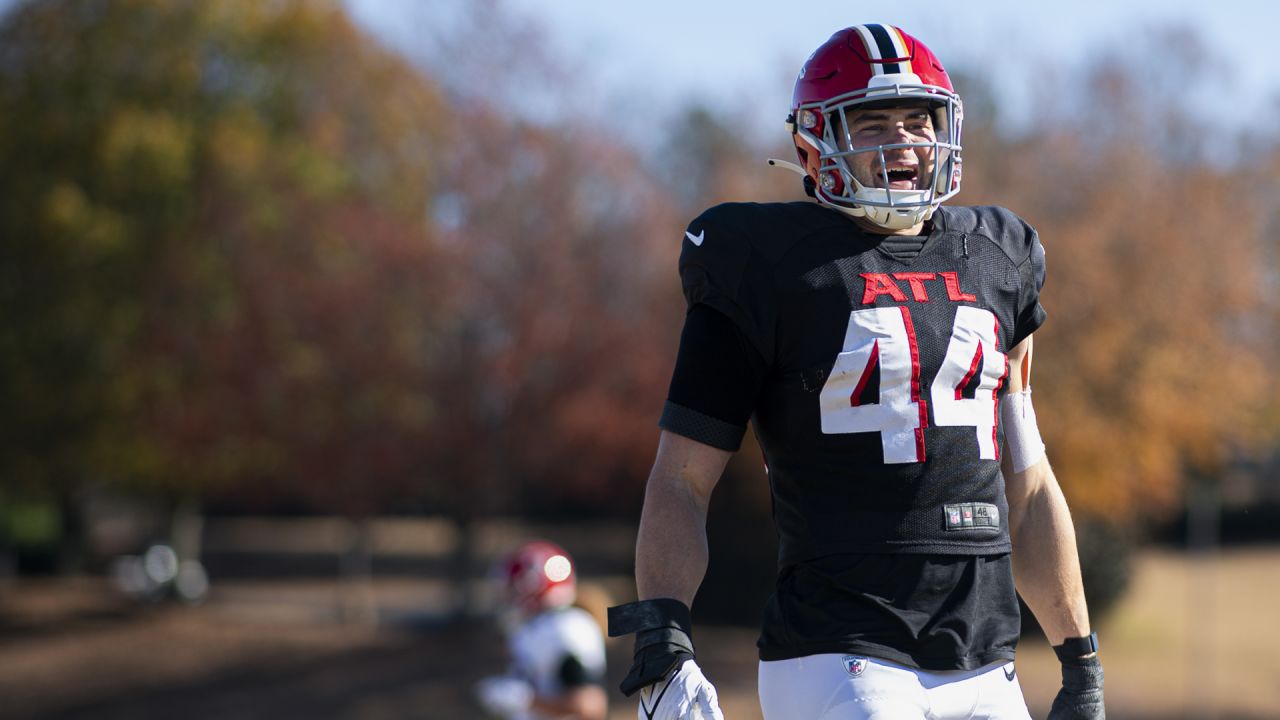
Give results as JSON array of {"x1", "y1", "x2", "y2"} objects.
[{"x1": 0, "y1": 547, "x2": 1276, "y2": 719}]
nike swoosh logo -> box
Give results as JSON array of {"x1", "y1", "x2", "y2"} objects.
[
  {"x1": 685, "y1": 230, "x2": 705, "y2": 246},
  {"x1": 1003, "y1": 665, "x2": 1017, "y2": 681}
]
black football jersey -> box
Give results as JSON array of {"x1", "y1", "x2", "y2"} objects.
[
  {"x1": 666, "y1": 201, "x2": 1046, "y2": 565},
  {"x1": 658, "y1": 201, "x2": 1045, "y2": 669}
]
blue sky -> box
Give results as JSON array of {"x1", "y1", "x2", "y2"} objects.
[
  {"x1": 2, "y1": 0, "x2": 1272, "y2": 135},
  {"x1": 350, "y1": 0, "x2": 1280, "y2": 144}
]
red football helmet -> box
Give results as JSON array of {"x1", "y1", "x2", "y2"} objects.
[
  {"x1": 789, "y1": 24, "x2": 962, "y2": 230},
  {"x1": 497, "y1": 540, "x2": 577, "y2": 617}
]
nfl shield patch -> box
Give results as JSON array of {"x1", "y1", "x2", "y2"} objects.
[{"x1": 842, "y1": 655, "x2": 868, "y2": 676}]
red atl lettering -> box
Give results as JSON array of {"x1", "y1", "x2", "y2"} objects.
[
  {"x1": 860, "y1": 273, "x2": 908, "y2": 303},
  {"x1": 941, "y1": 272, "x2": 977, "y2": 302},
  {"x1": 892, "y1": 272, "x2": 936, "y2": 302},
  {"x1": 860, "y1": 271, "x2": 978, "y2": 304}
]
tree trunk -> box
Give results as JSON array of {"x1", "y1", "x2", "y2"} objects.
[
  {"x1": 55, "y1": 483, "x2": 86, "y2": 574},
  {"x1": 339, "y1": 515, "x2": 378, "y2": 625},
  {"x1": 170, "y1": 497, "x2": 204, "y2": 564}
]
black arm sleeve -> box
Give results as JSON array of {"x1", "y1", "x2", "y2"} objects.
[{"x1": 658, "y1": 303, "x2": 767, "y2": 452}]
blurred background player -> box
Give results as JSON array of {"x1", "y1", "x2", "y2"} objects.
[{"x1": 475, "y1": 540, "x2": 608, "y2": 720}]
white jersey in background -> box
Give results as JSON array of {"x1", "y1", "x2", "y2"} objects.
[{"x1": 506, "y1": 606, "x2": 606, "y2": 719}]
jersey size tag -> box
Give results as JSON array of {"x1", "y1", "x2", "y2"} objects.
[{"x1": 943, "y1": 502, "x2": 1000, "y2": 532}]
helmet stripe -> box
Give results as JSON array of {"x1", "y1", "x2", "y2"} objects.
[
  {"x1": 852, "y1": 25, "x2": 883, "y2": 67},
  {"x1": 887, "y1": 25, "x2": 914, "y2": 75},
  {"x1": 864, "y1": 24, "x2": 905, "y2": 74}
]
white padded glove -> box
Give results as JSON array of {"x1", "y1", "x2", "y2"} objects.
[
  {"x1": 474, "y1": 675, "x2": 534, "y2": 718},
  {"x1": 637, "y1": 659, "x2": 725, "y2": 720}
]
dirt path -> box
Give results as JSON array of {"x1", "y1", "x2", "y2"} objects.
[{"x1": 1, "y1": 548, "x2": 1276, "y2": 719}]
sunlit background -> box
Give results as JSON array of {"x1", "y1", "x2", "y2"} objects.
[{"x1": 1, "y1": 1, "x2": 1278, "y2": 718}]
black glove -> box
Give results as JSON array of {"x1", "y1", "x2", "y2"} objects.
[
  {"x1": 607, "y1": 598, "x2": 696, "y2": 697},
  {"x1": 1047, "y1": 634, "x2": 1105, "y2": 720}
]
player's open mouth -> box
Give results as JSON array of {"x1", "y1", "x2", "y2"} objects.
[{"x1": 877, "y1": 165, "x2": 919, "y2": 190}]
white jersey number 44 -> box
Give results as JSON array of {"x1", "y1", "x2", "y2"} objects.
[{"x1": 819, "y1": 306, "x2": 1006, "y2": 464}]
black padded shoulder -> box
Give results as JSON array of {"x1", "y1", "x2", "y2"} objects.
[
  {"x1": 936, "y1": 205, "x2": 1047, "y2": 344},
  {"x1": 678, "y1": 202, "x2": 846, "y2": 362},
  {"x1": 679, "y1": 202, "x2": 841, "y2": 298},
  {"x1": 936, "y1": 205, "x2": 1039, "y2": 266},
  {"x1": 684, "y1": 201, "x2": 845, "y2": 261},
  {"x1": 675, "y1": 199, "x2": 844, "y2": 358}
]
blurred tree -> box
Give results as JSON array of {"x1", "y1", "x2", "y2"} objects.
[
  {"x1": 0, "y1": 0, "x2": 695, "y2": 595},
  {"x1": 397, "y1": 0, "x2": 691, "y2": 523},
  {"x1": 961, "y1": 49, "x2": 1275, "y2": 523},
  {"x1": 656, "y1": 103, "x2": 805, "y2": 220},
  {"x1": 0, "y1": 0, "x2": 449, "y2": 569},
  {"x1": 423, "y1": 108, "x2": 688, "y2": 607}
]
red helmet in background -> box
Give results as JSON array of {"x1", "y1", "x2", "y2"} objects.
[
  {"x1": 498, "y1": 540, "x2": 577, "y2": 617},
  {"x1": 790, "y1": 24, "x2": 963, "y2": 230}
]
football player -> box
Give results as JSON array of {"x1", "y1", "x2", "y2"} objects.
[
  {"x1": 475, "y1": 541, "x2": 609, "y2": 720},
  {"x1": 607, "y1": 24, "x2": 1105, "y2": 720}
]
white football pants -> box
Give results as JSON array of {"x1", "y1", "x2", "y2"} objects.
[{"x1": 758, "y1": 654, "x2": 1032, "y2": 720}]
